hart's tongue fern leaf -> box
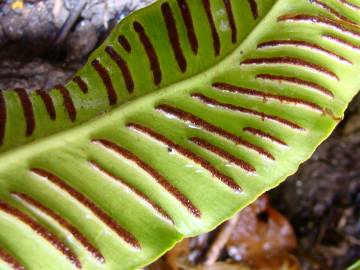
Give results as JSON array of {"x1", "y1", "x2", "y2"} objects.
[{"x1": 0, "y1": 0, "x2": 359, "y2": 269}]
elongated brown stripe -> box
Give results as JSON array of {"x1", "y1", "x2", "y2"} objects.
[
  {"x1": 213, "y1": 82, "x2": 323, "y2": 113},
  {"x1": 202, "y1": 0, "x2": 220, "y2": 56},
  {"x1": 31, "y1": 168, "x2": 140, "y2": 249},
  {"x1": 241, "y1": 56, "x2": 339, "y2": 80},
  {"x1": 105, "y1": 46, "x2": 134, "y2": 93},
  {"x1": 133, "y1": 22, "x2": 162, "y2": 85},
  {"x1": 54, "y1": 85, "x2": 76, "y2": 122},
  {"x1": 257, "y1": 40, "x2": 351, "y2": 64},
  {"x1": 90, "y1": 161, "x2": 173, "y2": 223},
  {"x1": 36, "y1": 90, "x2": 56, "y2": 120},
  {"x1": 278, "y1": 14, "x2": 360, "y2": 38},
  {"x1": 128, "y1": 123, "x2": 242, "y2": 191},
  {"x1": 118, "y1": 35, "x2": 131, "y2": 53},
  {"x1": 0, "y1": 200, "x2": 81, "y2": 268},
  {"x1": 322, "y1": 34, "x2": 360, "y2": 52},
  {"x1": 177, "y1": 0, "x2": 198, "y2": 54},
  {"x1": 213, "y1": 82, "x2": 324, "y2": 112},
  {"x1": 13, "y1": 193, "x2": 104, "y2": 263},
  {"x1": 244, "y1": 127, "x2": 287, "y2": 146},
  {"x1": 156, "y1": 104, "x2": 275, "y2": 160},
  {"x1": 91, "y1": 60, "x2": 117, "y2": 105},
  {"x1": 310, "y1": 0, "x2": 355, "y2": 24},
  {"x1": 223, "y1": 0, "x2": 237, "y2": 43},
  {"x1": 93, "y1": 139, "x2": 201, "y2": 217},
  {"x1": 192, "y1": 93, "x2": 304, "y2": 131},
  {"x1": 247, "y1": 0, "x2": 258, "y2": 19},
  {"x1": 0, "y1": 247, "x2": 25, "y2": 270},
  {"x1": 14, "y1": 88, "x2": 35, "y2": 137},
  {"x1": 72, "y1": 76, "x2": 88, "y2": 93},
  {"x1": 189, "y1": 137, "x2": 255, "y2": 173},
  {"x1": 337, "y1": 0, "x2": 360, "y2": 10},
  {"x1": 255, "y1": 74, "x2": 334, "y2": 98},
  {"x1": 0, "y1": 91, "x2": 6, "y2": 145},
  {"x1": 162, "y1": 2, "x2": 187, "y2": 72}
]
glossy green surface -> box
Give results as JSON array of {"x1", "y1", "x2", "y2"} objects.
[
  {"x1": 0, "y1": 0, "x2": 359, "y2": 269},
  {"x1": 348, "y1": 260, "x2": 360, "y2": 270}
]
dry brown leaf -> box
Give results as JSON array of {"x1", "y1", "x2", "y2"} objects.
[
  {"x1": 226, "y1": 195, "x2": 297, "y2": 269},
  {"x1": 280, "y1": 254, "x2": 302, "y2": 270},
  {"x1": 165, "y1": 239, "x2": 190, "y2": 270}
]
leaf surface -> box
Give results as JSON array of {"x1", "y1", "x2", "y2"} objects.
[
  {"x1": 348, "y1": 260, "x2": 360, "y2": 270},
  {"x1": 0, "y1": 0, "x2": 359, "y2": 269}
]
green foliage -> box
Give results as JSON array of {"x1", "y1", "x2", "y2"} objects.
[
  {"x1": 348, "y1": 260, "x2": 360, "y2": 270},
  {"x1": 0, "y1": 0, "x2": 359, "y2": 269}
]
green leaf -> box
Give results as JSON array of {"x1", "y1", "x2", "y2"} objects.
[
  {"x1": 0, "y1": 0, "x2": 359, "y2": 269},
  {"x1": 348, "y1": 260, "x2": 360, "y2": 270},
  {"x1": 0, "y1": 0, "x2": 275, "y2": 151}
]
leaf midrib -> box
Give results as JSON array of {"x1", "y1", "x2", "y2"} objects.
[{"x1": 0, "y1": 0, "x2": 283, "y2": 170}]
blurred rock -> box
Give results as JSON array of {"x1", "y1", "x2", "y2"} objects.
[{"x1": 0, "y1": 0, "x2": 154, "y2": 90}]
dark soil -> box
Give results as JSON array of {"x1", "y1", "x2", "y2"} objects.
[
  {"x1": 0, "y1": 1, "x2": 359, "y2": 269},
  {"x1": 271, "y1": 109, "x2": 360, "y2": 270}
]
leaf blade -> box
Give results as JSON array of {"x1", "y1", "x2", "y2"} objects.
[{"x1": 0, "y1": 0, "x2": 359, "y2": 269}]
